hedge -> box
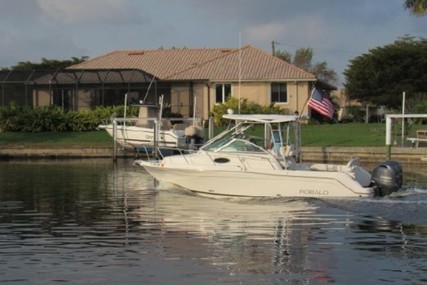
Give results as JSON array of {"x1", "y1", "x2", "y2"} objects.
[{"x1": 0, "y1": 103, "x2": 139, "y2": 132}]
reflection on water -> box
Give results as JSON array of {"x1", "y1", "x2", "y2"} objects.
[{"x1": 0, "y1": 159, "x2": 426, "y2": 285}]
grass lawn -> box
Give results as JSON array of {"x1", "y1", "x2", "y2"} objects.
[
  {"x1": 0, "y1": 131, "x2": 112, "y2": 147},
  {"x1": 301, "y1": 123, "x2": 386, "y2": 147},
  {"x1": 0, "y1": 123, "x2": 389, "y2": 147}
]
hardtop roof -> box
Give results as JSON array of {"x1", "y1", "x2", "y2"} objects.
[{"x1": 222, "y1": 114, "x2": 298, "y2": 123}]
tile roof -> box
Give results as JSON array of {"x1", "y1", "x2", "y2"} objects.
[{"x1": 69, "y1": 45, "x2": 316, "y2": 82}]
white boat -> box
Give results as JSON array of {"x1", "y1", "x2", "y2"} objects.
[
  {"x1": 99, "y1": 118, "x2": 202, "y2": 149},
  {"x1": 135, "y1": 114, "x2": 403, "y2": 198},
  {"x1": 99, "y1": 103, "x2": 204, "y2": 149}
]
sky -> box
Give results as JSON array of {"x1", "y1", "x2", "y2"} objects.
[{"x1": 1, "y1": 0, "x2": 426, "y2": 85}]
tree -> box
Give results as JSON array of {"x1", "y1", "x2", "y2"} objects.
[
  {"x1": 403, "y1": 0, "x2": 427, "y2": 16},
  {"x1": 273, "y1": 49, "x2": 291, "y2": 62},
  {"x1": 9, "y1": 57, "x2": 87, "y2": 70},
  {"x1": 344, "y1": 36, "x2": 427, "y2": 109},
  {"x1": 293, "y1": 48, "x2": 313, "y2": 71},
  {"x1": 275, "y1": 47, "x2": 338, "y2": 87}
]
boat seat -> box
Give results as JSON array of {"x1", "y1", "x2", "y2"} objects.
[
  {"x1": 345, "y1": 157, "x2": 360, "y2": 172},
  {"x1": 284, "y1": 145, "x2": 296, "y2": 157},
  {"x1": 279, "y1": 145, "x2": 296, "y2": 159}
]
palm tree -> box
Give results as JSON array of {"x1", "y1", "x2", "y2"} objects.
[{"x1": 403, "y1": 0, "x2": 427, "y2": 16}]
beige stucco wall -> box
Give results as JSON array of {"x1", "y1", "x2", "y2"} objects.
[
  {"x1": 33, "y1": 89, "x2": 92, "y2": 110},
  {"x1": 206, "y1": 82, "x2": 269, "y2": 114},
  {"x1": 234, "y1": 82, "x2": 269, "y2": 105},
  {"x1": 191, "y1": 82, "x2": 205, "y2": 120},
  {"x1": 170, "y1": 83, "x2": 190, "y2": 116},
  {"x1": 206, "y1": 81, "x2": 312, "y2": 118},
  {"x1": 170, "y1": 82, "x2": 206, "y2": 120},
  {"x1": 276, "y1": 81, "x2": 311, "y2": 115},
  {"x1": 33, "y1": 90, "x2": 50, "y2": 107}
]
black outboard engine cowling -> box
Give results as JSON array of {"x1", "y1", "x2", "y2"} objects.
[{"x1": 371, "y1": 160, "x2": 403, "y2": 196}]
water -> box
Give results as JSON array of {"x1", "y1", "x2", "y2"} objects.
[{"x1": 0, "y1": 159, "x2": 426, "y2": 285}]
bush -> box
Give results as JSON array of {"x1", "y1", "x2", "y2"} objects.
[
  {"x1": 0, "y1": 102, "x2": 21, "y2": 131},
  {"x1": 0, "y1": 104, "x2": 134, "y2": 132},
  {"x1": 1, "y1": 100, "x2": 292, "y2": 132},
  {"x1": 342, "y1": 106, "x2": 365, "y2": 123},
  {"x1": 407, "y1": 93, "x2": 427, "y2": 124}
]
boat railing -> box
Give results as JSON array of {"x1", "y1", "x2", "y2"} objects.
[
  {"x1": 137, "y1": 145, "x2": 196, "y2": 161},
  {"x1": 112, "y1": 117, "x2": 202, "y2": 130}
]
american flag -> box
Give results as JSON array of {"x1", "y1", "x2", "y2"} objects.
[{"x1": 308, "y1": 88, "x2": 335, "y2": 119}]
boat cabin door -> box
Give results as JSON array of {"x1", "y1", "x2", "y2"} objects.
[
  {"x1": 266, "y1": 122, "x2": 300, "y2": 162},
  {"x1": 269, "y1": 124, "x2": 295, "y2": 154},
  {"x1": 271, "y1": 128, "x2": 284, "y2": 154}
]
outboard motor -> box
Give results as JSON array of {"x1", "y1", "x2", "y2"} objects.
[{"x1": 371, "y1": 160, "x2": 403, "y2": 196}]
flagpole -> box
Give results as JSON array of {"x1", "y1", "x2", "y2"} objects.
[
  {"x1": 298, "y1": 86, "x2": 314, "y2": 119},
  {"x1": 401, "y1": 91, "x2": 405, "y2": 146},
  {"x1": 238, "y1": 32, "x2": 242, "y2": 114}
]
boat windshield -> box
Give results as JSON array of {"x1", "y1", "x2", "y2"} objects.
[
  {"x1": 201, "y1": 118, "x2": 301, "y2": 160},
  {"x1": 202, "y1": 123, "x2": 267, "y2": 153}
]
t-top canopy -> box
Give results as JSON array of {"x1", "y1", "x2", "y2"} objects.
[{"x1": 222, "y1": 114, "x2": 298, "y2": 123}]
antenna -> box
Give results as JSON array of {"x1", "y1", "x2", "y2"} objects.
[
  {"x1": 141, "y1": 75, "x2": 156, "y2": 104},
  {"x1": 271, "y1": 41, "x2": 280, "y2": 56},
  {"x1": 238, "y1": 33, "x2": 242, "y2": 114}
]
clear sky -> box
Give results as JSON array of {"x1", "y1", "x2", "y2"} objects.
[{"x1": 1, "y1": 0, "x2": 426, "y2": 85}]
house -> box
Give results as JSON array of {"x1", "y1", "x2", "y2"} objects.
[{"x1": 32, "y1": 45, "x2": 317, "y2": 120}]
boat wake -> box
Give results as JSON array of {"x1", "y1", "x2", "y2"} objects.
[
  {"x1": 152, "y1": 174, "x2": 427, "y2": 224},
  {"x1": 312, "y1": 185, "x2": 427, "y2": 225},
  {"x1": 396, "y1": 185, "x2": 427, "y2": 198}
]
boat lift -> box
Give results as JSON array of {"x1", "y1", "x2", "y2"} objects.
[
  {"x1": 385, "y1": 114, "x2": 427, "y2": 160},
  {"x1": 111, "y1": 116, "x2": 214, "y2": 160}
]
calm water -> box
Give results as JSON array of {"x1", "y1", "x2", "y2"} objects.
[{"x1": 0, "y1": 159, "x2": 426, "y2": 285}]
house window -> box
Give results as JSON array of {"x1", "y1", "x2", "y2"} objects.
[
  {"x1": 271, "y1": 83, "x2": 288, "y2": 103},
  {"x1": 215, "y1": 84, "x2": 231, "y2": 103}
]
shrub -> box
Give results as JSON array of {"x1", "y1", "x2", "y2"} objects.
[
  {"x1": 0, "y1": 104, "x2": 128, "y2": 132},
  {"x1": 0, "y1": 102, "x2": 21, "y2": 131},
  {"x1": 342, "y1": 106, "x2": 365, "y2": 123}
]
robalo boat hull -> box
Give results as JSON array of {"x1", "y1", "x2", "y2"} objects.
[{"x1": 138, "y1": 160, "x2": 375, "y2": 198}]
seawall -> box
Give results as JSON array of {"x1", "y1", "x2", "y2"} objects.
[
  {"x1": 1, "y1": 145, "x2": 426, "y2": 167},
  {"x1": 0, "y1": 145, "x2": 134, "y2": 159},
  {"x1": 301, "y1": 146, "x2": 426, "y2": 165}
]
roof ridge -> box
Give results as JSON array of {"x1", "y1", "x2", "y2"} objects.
[
  {"x1": 162, "y1": 45, "x2": 249, "y2": 79},
  {"x1": 264, "y1": 46, "x2": 315, "y2": 78},
  {"x1": 118, "y1": 47, "x2": 239, "y2": 53},
  {"x1": 70, "y1": 47, "x2": 243, "y2": 68}
]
